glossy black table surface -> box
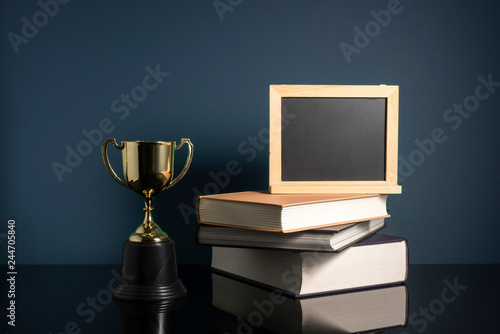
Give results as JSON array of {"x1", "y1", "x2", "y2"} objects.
[{"x1": 1, "y1": 264, "x2": 498, "y2": 333}]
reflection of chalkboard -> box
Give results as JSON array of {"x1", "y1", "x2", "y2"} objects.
[
  {"x1": 269, "y1": 85, "x2": 401, "y2": 194},
  {"x1": 281, "y1": 97, "x2": 386, "y2": 181}
]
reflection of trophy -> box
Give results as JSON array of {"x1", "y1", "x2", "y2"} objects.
[{"x1": 102, "y1": 138, "x2": 193, "y2": 306}]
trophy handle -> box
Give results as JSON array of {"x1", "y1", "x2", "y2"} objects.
[
  {"x1": 166, "y1": 138, "x2": 194, "y2": 189},
  {"x1": 102, "y1": 138, "x2": 130, "y2": 190}
]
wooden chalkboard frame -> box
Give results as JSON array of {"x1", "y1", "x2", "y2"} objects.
[{"x1": 269, "y1": 85, "x2": 401, "y2": 194}]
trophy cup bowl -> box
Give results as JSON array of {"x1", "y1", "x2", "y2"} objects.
[{"x1": 102, "y1": 138, "x2": 193, "y2": 307}]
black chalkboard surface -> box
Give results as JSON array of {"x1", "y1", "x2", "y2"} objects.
[
  {"x1": 269, "y1": 85, "x2": 401, "y2": 194},
  {"x1": 281, "y1": 97, "x2": 386, "y2": 181}
]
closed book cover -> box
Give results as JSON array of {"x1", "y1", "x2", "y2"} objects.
[
  {"x1": 195, "y1": 218, "x2": 386, "y2": 252},
  {"x1": 210, "y1": 234, "x2": 408, "y2": 297},
  {"x1": 197, "y1": 191, "x2": 389, "y2": 232},
  {"x1": 211, "y1": 273, "x2": 408, "y2": 334}
]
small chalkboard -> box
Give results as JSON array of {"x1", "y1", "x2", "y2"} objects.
[{"x1": 269, "y1": 85, "x2": 401, "y2": 194}]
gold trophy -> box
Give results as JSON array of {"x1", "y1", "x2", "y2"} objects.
[{"x1": 102, "y1": 138, "x2": 193, "y2": 306}]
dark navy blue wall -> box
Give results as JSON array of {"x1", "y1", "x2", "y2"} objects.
[{"x1": 2, "y1": 0, "x2": 499, "y2": 264}]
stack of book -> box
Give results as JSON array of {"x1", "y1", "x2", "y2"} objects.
[{"x1": 195, "y1": 191, "x2": 408, "y2": 332}]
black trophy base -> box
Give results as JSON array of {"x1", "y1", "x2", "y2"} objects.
[{"x1": 112, "y1": 238, "x2": 186, "y2": 310}]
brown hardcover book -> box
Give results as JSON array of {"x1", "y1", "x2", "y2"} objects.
[{"x1": 197, "y1": 191, "x2": 389, "y2": 233}]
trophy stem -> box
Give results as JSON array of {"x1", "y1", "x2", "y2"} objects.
[
  {"x1": 143, "y1": 197, "x2": 155, "y2": 231},
  {"x1": 128, "y1": 196, "x2": 169, "y2": 242}
]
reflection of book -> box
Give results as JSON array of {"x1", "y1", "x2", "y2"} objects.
[
  {"x1": 195, "y1": 219, "x2": 386, "y2": 252},
  {"x1": 212, "y1": 273, "x2": 408, "y2": 334},
  {"x1": 211, "y1": 234, "x2": 408, "y2": 297},
  {"x1": 197, "y1": 191, "x2": 389, "y2": 232}
]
